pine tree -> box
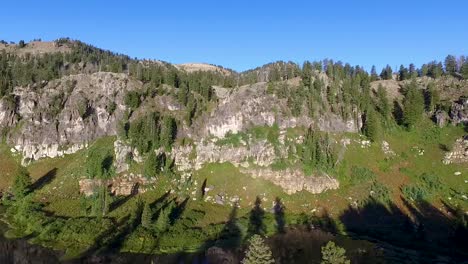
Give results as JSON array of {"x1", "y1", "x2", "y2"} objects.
[
  {"x1": 399, "y1": 65, "x2": 409, "y2": 81},
  {"x1": 461, "y1": 61, "x2": 468, "y2": 79},
  {"x1": 403, "y1": 80, "x2": 425, "y2": 129},
  {"x1": 159, "y1": 116, "x2": 177, "y2": 150},
  {"x1": 141, "y1": 202, "x2": 152, "y2": 228},
  {"x1": 376, "y1": 84, "x2": 391, "y2": 121},
  {"x1": 424, "y1": 82, "x2": 439, "y2": 112},
  {"x1": 12, "y1": 166, "x2": 32, "y2": 199},
  {"x1": 242, "y1": 234, "x2": 275, "y2": 264},
  {"x1": 370, "y1": 65, "x2": 378, "y2": 81},
  {"x1": 92, "y1": 184, "x2": 110, "y2": 218},
  {"x1": 444, "y1": 55, "x2": 457, "y2": 75},
  {"x1": 420, "y1": 64, "x2": 429, "y2": 77},
  {"x1": 155, "y1": 206, "x2": 170, "y2": 232},
  {"x1": 364, "y1": 108, "x2": 382, "y2": 142},
  {"x1": 143, "y1": 151, "x2": 158, "y2": 178},
  {"x1": 409, "y1": 63, "x2": 418, "y2": 78},
  {"x1": 321, "y1": 241, "x2": 350, "y2": 264},
  {"x1": 380, "y1": 65, "x2": 393, "y2": 80}
]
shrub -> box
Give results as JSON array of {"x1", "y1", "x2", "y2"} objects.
[
  {"x1": 402, "y1": 173, "x2": 441, "y2": 201},
  {"x1": 402, "y1": 185, "x2": 428, "y2": 201},
  {"x1": 370, "y1": 182, "x2": 391, "y2": 204},
  {"x1": 350, "y1": 166, "x2": 376, "y2": 184}
]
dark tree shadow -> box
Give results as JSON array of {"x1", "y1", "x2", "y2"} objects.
[
  {"x1": 169, "y1": 197, "x2": 189, "y2": 225},
  {"x1": 438, "y1": 143, "x2": 451, "y2": 152},
  {"x1": 109, "y1": 183, "x2": 139, "y2": 212},
  {"x1": 82, "y1": 204, "x2": 142, "y2": 257},
  {"x1": 216, "y1": 204, "x2": 242, "y2": 249},
  {"x1": 201, "y1": 178, "x2": 207, "y2": 198},
  {"x1": 392, "y1": 100, "x2": 404, "y2": 125},
  {"x1": 247, "y1": 196, "x2": 266, "y2": 236},
  {"x1": 102, "y1": 155, "x2": 114, "y2": 172},
  {"x1": 149, "y1": 190, "x2": 171, "y2": 208},
  {"x1": 339, "y1": 197, "x2": 468, "y2": 262},
  {"x1": 273, "y1": 197, "x2": 285, "y2": 233},
  {"x1": 30, "y1": 168, "x2": 57, "y2": 191}
]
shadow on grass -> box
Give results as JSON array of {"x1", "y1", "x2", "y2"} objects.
[
  {"x1": 339, "y1": 197, "x2": 468, "y2": 262},
  {"x1": 109, "y1": 183, "x2": 139, "y2": 213},
  {"x1": 30, "y1": 168, "x2": 57, "y2": 191}
]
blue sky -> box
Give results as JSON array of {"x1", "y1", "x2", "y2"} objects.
[{"x1": 1, "y1": 1, "x2": 467, "y2": 72}]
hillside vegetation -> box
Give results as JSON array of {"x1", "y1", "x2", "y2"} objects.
[{"x1": 0, "y1": 38, "x2": 467, "y2": 262}]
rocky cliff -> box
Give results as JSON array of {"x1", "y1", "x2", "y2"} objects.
[
  {"x1": 192, "y1": 82, "x2": 362, "y2": 140},
  {"x1": 5, "y1": 72, "x2": 142, "y2": 163}
]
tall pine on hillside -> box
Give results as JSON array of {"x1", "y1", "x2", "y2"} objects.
[
  {"x1": 403, "y1": 80, "x2": 425, "y2": 129},
  {"x1": 242, "y1": 234, "x2": 275, "y2": 264}
]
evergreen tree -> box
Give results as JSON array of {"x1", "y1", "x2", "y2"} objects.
[
  {"x1": 86, "y1": 148, "x2": 114, "y2": 179},
  {"x1": 424, "y1": 82, "x2": 439, "y2": 113},
  {"x1": 364, "y1": 108, "x2": 382, "y2": 142},
  {"x1": 428, "y1": 62, "x2": 443, "y2": 78},
  {"x1": 155, "y1": 206, "x2": 170, "y2": 232},
  {"x1": 376, "y1": 84, "x2": 391, "y2": 121},
  {"x1": 399, "y1": 65, "x2": 409, "y2": 81},
  {"x1": 141, "y1": 202, "x2": 152, "y2": 228},
  {"x1": 409, "y1": 63, "x2": 418, "y2": 78},
  {"x1": 12, "y1": 166, "x2": 32, "y2": 199},
  {"x1": 92, "y1": 184, "x2": 110, "y2": 218},
  {"x1": 160, "y1": 116, "x2": 177, "y2": 150},
  {"x1": 143, "y1": 151, "x2": 159, "y2": 178},
  {"x1": 380, "y1": 65, "x2": 393, "y2": 80},
  {"x1": 242, "y1": 234, "x2": 275, "y2": 264},
  {"x1": 302, "y1": 61, "x2": 313, "y2": 88},
  {"x1": 461, "y1": 61, "x2": 468, "y2": 79},
  {"x1": 444, "y1": 55, "x2": 457, "y2": 75},
  {"x1": 370, "y1": 65, "x2": 378, "y2": 81},
  {"x1": 321, "y1": 241, "x2": 350, "y2": 264},
  {"x1": 420, "y1": 64, "x2": 429, "y2": 77},
  {"x1": 403, "y1": 80, "x2": 425, "y2": 129}
]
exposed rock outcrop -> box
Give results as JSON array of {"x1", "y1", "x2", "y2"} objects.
[
  {"x1": 78, "y1": 173, "x2": 155, "y2": 196},
  {"x1": 193, "y1": 82, "x2": 362, "y2": 139},
  {"x1": 2, "y1": 72, "x2": 143, "y2": 163},
  {"x1": 243, "y1": 167, "x2": 339, "y2": 195},
  {"x1": 434, "y1": 110, "x2": 449, "y2": 127},
  {"x1": 113, "y1": 140, "x2": 143, "y2": 173},
  {"x1": 171, "y1": 137, "x2": 339, "y2": 194},
  {"x1": 450, "y1": 97, "x2": 468, "y2": 125},
  {"x1": 443, "y1": 136, "x2": 468, "y2": 164},
  {"x1": 172, "y1": 138, "x2": 280, "y2": 171}
]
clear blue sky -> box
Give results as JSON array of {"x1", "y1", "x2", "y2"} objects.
[{"x1": 1, "y1": 1, "x2": 467, "y2": 72}]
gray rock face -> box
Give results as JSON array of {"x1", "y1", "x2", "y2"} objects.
[
  {"x1": 0, "y1": 98, "x2": 17, "y2": 127},
  {"x1": 172, "y1": 138, "x2": 279, "y2": 171},
  {"x1": 450, "y1": 97, "x2": 468, "y2": 125},
  {"x1": 192, "y1": 82, "x2": 362, "y2": 139},
  {"x1": 435, "y1": 110, "x2": 449, "y2": 127},
  {"x1": 171, "y1": 136, "x2": 339, "y2": 194},
  {"x1": 243, "y1": 167, "x2": 339, "y2": 195},
  {"x1": 3, "y1": 72, "x2": 143, "y2": 163},
  {"x1": 113, "y1": 139, "x2": 143, "y2": 173}
]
